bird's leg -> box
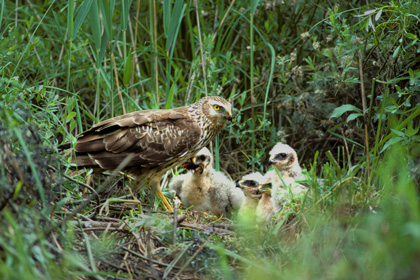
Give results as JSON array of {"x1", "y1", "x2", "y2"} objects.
[{"x1": 151, "y1": 176, "x2": 173, "y2": 212}]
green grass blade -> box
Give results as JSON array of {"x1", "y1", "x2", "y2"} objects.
[
  {"x1": 67, "y1": 0, "x2": 74, "y2": 40},
  {"x1": 74, "y1": 0, "x2": 93, "y2": 38},
  {"x1": 88, "y1": 0, "x2": 101, "y2": 51},
  {"x1": 163, "y1": 0, "x2": 171, "y2": 37},
  {"x1": 123, "y1": 48, "x2": 133, "y2": 86},
  {"x1": 100, "y1": 0, "x2": 115, "y2": 40},
  {"x1": 165, "y1": 83, "x2": 176, "y2": 109},
  {"x1": 165, "y1": 0, "x2": 184, "y2": 51}
]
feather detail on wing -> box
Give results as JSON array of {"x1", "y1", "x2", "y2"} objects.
[{"x1": 72, "y1": 108, "x2": 201, "y2": 170}]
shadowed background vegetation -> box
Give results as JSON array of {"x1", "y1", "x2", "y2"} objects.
[{"x1": 0, "y1": 0, "x2": 419, "y2": 279}]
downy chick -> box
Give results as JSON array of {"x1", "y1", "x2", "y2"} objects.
[
  {"x1": 265, "y1": 143, "x2": 307, "y2": 213},
  {"x1": 169, "y1": 147, "x2": 244, "y2": 217}
]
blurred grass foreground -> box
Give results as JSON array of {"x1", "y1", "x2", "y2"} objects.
[{"x1": 0, "y1": 0, "x2": 420, "y2": 279}]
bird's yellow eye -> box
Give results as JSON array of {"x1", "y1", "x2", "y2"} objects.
[{"x1": 213, "y1": 105, "x2": 220, "y2": 111}]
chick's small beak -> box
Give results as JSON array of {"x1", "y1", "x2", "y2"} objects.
[
  {"x1": 268, "y1": 159, "x2": 274, "y2": 165},
  {"x1": 191, "y1": 157, "x2": 197, "y2": 165}
]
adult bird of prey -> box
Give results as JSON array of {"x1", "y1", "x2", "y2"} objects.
[
  {"x1": 264, "y1": 143, "x2": 307, "y2": 213},
  {"x1": 61, "y1": 96, "x2": 233, "y2": 212},
  {"x1": 169, "y1": 147, "x2": 244, "y2": 217}
]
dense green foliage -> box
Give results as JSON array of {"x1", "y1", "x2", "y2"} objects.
[{"x1": 0, "y1": 0, "x2": 419, "y2": 279}]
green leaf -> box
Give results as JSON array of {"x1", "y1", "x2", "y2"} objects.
[
  {"x1": 88, "y1": 0, "x2": 101, "y2": 50},
  {"x1": 380, "y1": 137, "x2": 403, "y2": 153},
  {"x1": 163, "y1": 0, "x2": 171, "y2": 36},
  {"x1": 165, "y1": 0, "x2": 184, "y2": 51},
  {"x1": 393, "y1": 45, "x2": 401, "y2": 58},
  {"x1": 0, "y1": 0, "x2": 4, "y2": 32},
  {"x1": 346, "y1": 113, "x2": 363, "y2": 122},
  {"x1": 165, "y1": 84, "x2": 176, "y2": 109},
  {"x1": 74, "y1": 0, "x2": 93, "y2": 38},
  {"x1": 100, "y1": 0, "x2": 115, "y2": 40},
  {"x1": 390, "y1": 128, "x2": 406, "y2": 138},
  {"x1": 123, "y1": 48, "x2": 133, "y2": 86},
  {"x1": 330, "y1": 104, "x2": 361, "y2": 119},
  {"x1": 66, "y1": 111, "x2": 77, "y2": 120},
  {"x1": 67, "y1": 0, "x2": 74, "y2": 40},
  {"x1": 121, "y1": 0, "x2": 131, "y2": 30},
  {"x1": 251, "y1": 0, "x2": 260, "y2": 14},
  {"x1": 375, "y1": 8, "x2": 382, "y2": 21}
]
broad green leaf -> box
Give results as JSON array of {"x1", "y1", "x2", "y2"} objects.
[
  {"x1": 390, "y1": 128, "x2": 406, "y2": 138},
  {"x1": 66, "y1": 111, "x2": 77, "y2": 120},
  {"x1": 380, "y1": 136, "x2": 403, "y2": 153},
  {"x1": 346, "y1": 113, "x2": 363, "y2": 122},
  {"x1": 330, "y1": 104, "x2": 361, "y2": 119}
]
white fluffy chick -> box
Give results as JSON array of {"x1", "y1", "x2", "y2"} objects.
[
  {"x1": 169, "y1": 147, "x2": 244, "y2": 217},
  {"x1": 265, "y1": 143, "x2": 307, "y2": 213}
]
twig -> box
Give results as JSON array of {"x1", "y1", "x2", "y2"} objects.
[
  {"x1": 193, "y1": 0, "x2": 208, "y2": 96},
  {"x1": 340, "y1": 130, "x2": 352, "y2": 168},
  {"x1": 211, "y1": 0, "x2": 236, "y2": 42},
  {"x1": 358, "y1": 50, "x2": 370, "y2": 174},
  {"x1": 130, "y1": 0, "x2": 142, "y2": 97},
  {"x1": 153, "y1": 0, "x2": 159, "y2": 105}
]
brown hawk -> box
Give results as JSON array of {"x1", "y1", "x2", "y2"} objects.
[{"x1": 61, "y1": 96, "x2": 233, "y2": 212}]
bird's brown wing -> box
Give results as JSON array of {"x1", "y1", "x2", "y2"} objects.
[{"x1": 72, "y1": 108, "x2": 201, "y2": 170}]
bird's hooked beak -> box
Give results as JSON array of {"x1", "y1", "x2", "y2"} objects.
[{"x1": 227, "y1": 109, "x2": 233, "y2": 122}]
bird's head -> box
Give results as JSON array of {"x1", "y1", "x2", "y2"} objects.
[
  {"x1": 267, "y1": 143, "x2": 299, "y2": 171},
  {"x1": 182, "y1": 147, "x2": 213, "y2": 175},
  {"x1": 201, "y1": 96, "x2": 233, "y2": 125},
  {"x1": 236, "y1": 172, "x2": 266, "y2": 197}
]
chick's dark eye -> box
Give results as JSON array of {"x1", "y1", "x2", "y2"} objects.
[
  {"x1": 275, "y1": 153, "x2": 288, "y2": 161},
  {"x1": 244, "y1": 180, "x2": 258, "y2": 187},
  {"x1": 199, "y1": 155, "x2": 206, "y2": 161}
]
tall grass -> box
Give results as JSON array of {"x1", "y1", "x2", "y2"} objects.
[{"x1": 0, "y1": 0, "x2": 419, "y2": 278}]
